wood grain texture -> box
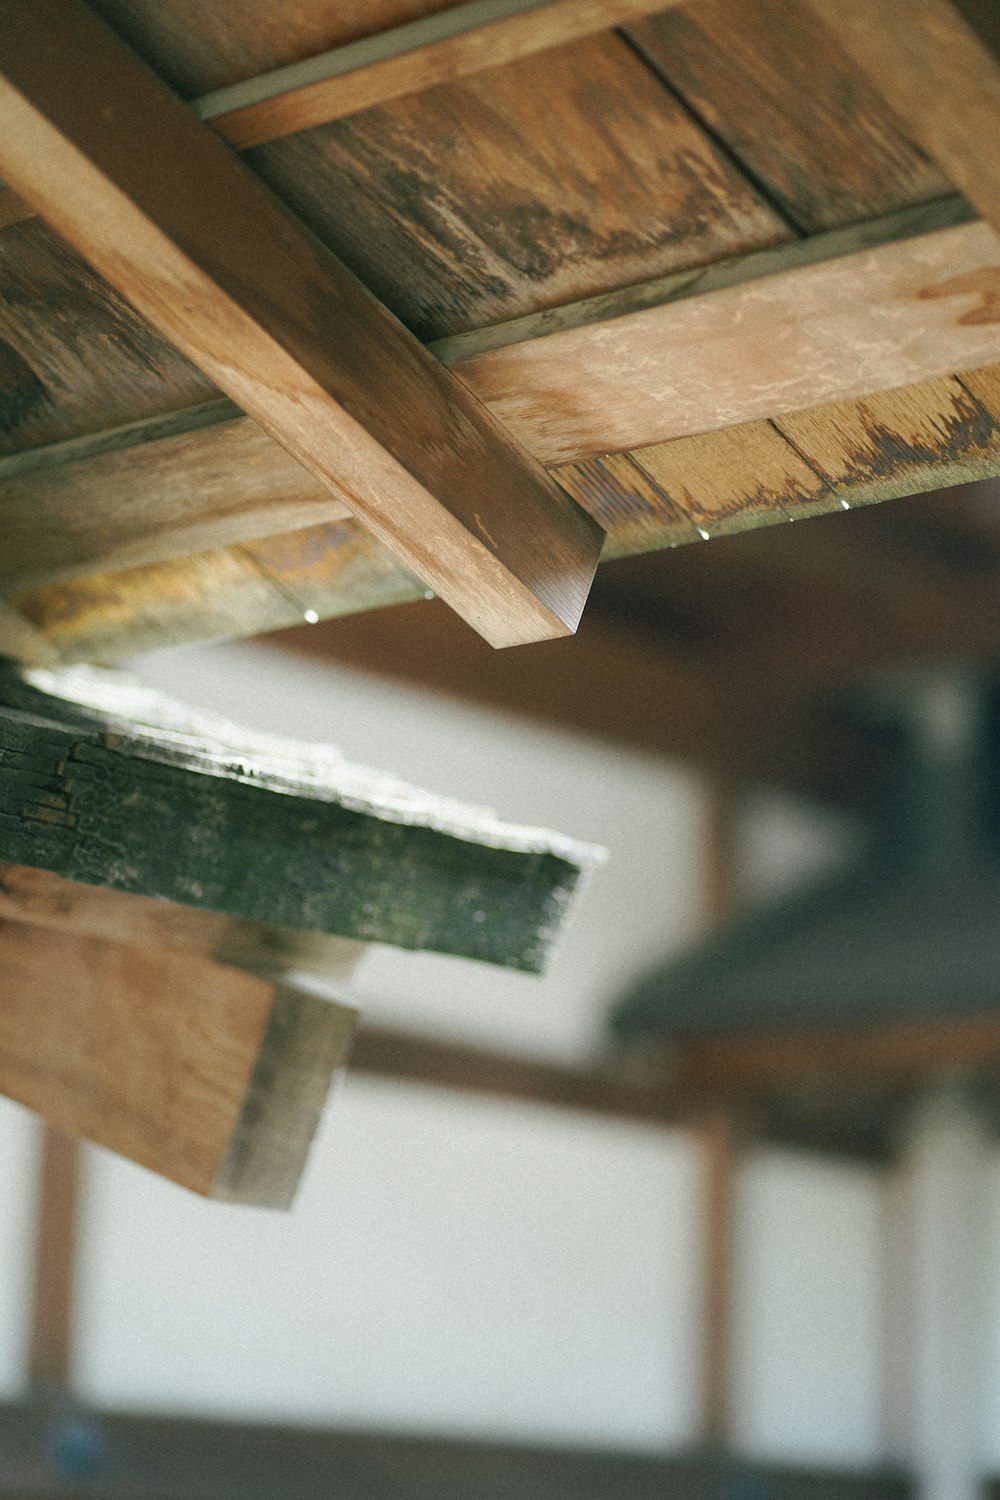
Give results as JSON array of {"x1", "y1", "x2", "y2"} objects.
[
  {"x1": 203, "y1": 0, "x2": 695, "y2": 150},
  {"x1": 0, "y1": 409, "x2": 351, "y2": 593},
  {"x1": 11, "y1": 367, "x2": 1000, "y2": 666},
  {"x1": 629, "y1": 422, "x2": 828, "y2": 538},
  {"x1": 452, "y1": 219, "x2": 1000, "y2": 464},
  {"x1": 807, "y1": 0, "x2": 1000, "y2": 234},
  {"x1": 0, "y1": 918, "x2": 355, "y2": 1204},
  {"x1": 630, "y1": 0, "x2": 951, "y2": 233},
  {"x1": 0, "y1": 202, "x2": 978, "y2": 599},
  {"x1": 0, "y1": 666, "x2": 592, "y2": 969},
  {"x1": 0, "y1": 0, "x2": 601, "y2": 648},
  {"x1": 0, "y1": 222, "x2": 213, "y2": 454},
  {"x1": 246, "y1": 31, "x2": 790, "y2": 340},
  {"x1": 88, "y1": 0, "x2": 463, "y2": 97},
  {"x1": 0, "y1": 861, "x2": 364, "y2": 986}
]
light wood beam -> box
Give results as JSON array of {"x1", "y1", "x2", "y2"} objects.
[
  {"x1": 451, "y1": 217, "x2": 1000, "y2": 464},
  {"x1": 807, "y1": 0, "x2": 1000, "y2": 236},
  {"x1": 0, "y1": 919, "x2": 356, "y2": 1207},
  {"x1": 0, "y1": 0, "x2": 601, "y2": 648},
  {"x1": 5, "y1": 203, "x2": 1000, "y2": 598}
]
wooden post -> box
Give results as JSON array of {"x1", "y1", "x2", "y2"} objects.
[{"x1": 27, "y1": 1127, "x2": 79, "y2": 1391}]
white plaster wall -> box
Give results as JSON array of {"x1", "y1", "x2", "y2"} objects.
[
  {"x1": 0, "y1": 641, "x2": 895, "y2": 1458},
  {"x1": 0, "y1": 1098, "x2": 39, "y2": 1396}
]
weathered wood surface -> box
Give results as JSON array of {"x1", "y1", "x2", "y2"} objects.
[
  {"x1": 198, "y1": 0, "x2": 695, "y2": 151},
  {"x1": 0, "y1": 667, "x2": 595, "y2": 969},
  {"x1": 10, "y1": 365, "x2": 1000, "y2": 666},
  {"x1": 1, "y1": 200, "x2": 987, "y2": 595},
  {"x1": 451, "y1": 219, "x2": 1000, "y2": 465},
  {"x1": 28, "y1": 1127, "x2": 78, "y2": 1388},
  {"x1": 629, "y1": 0, "x2": 950, "y2": 233},
  {"x1": 0, "y1": 917, "x2": 355, "y2": 1205},
  {"x1": 0, "y1": 0, "x2": 602, "y2": 648},
  {"x1": 808, "y1": 0, "x2": 1000, "y2": 235},
  {"x1": 247, "y1": 29, "x2": 789, "y2": 341}
]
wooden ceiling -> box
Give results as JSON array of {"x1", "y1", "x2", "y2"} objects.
[{"x1": 1, "y1": 0, "x2": 999, "y2": 802}]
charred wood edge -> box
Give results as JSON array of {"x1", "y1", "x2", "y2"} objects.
[
  {"x1": 0, "y1": 1399, "x2": 913, "y2": 1498},
  {"x1": 0, "y1": 666, "x2": 597, "y2": 969}
]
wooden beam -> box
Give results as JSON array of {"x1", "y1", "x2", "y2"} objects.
[
  {"x1": 672, "y1": 1017, "x2": 1000, "y2": 1095},
  {"x1": 0, "y1": 0, "x2": 601, "y2": 648},
  {"x1": 807, "y1": 0, "x2": 1000, "y2": 235},
  {"x1": 0, "y1": 918, "x2": 356, "y2": 1206},
  {"x1": 449, "y1": 216, "x2": 1000, "y2": 464},
  {"x1": 0, "y1": 665, "x2": 595, "y2": 970},
  {"x1": 697, "y1": 1109, "x2": 743, "y2": 1448},
  {"x1": 197, "y1": 0, "x2": 692, "y2": 151},
  {"x1": 27, "y1": 1127, "x2": 79, "y2": 1389},
  {"x1": 0, "y1": 200, "x2": 992, "y2": 596}
]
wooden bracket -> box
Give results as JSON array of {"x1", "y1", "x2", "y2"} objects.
[{"x1": 0, "y1": 0, "x2": 602, "y2": 648}]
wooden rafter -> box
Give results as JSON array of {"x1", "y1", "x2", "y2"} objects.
[{"x1": 0, "y1": 0, "x2": 602, "y2": 648}]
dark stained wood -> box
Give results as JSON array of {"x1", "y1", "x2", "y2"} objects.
[
  {"x1": 246, "y1": 31, "x2": 790, "y2": 340},
  {"x1": 27, "y1": 1127, "x2": 78, "y2": 1389},
  {"x1": 0, "y1": 665, "x2": 593, "y2": 968},
  {"x1": 202, "y1": 1, "x2": 695, "y2": 151},
  {"x1": 0, "y1": 0, "x2": 601, "y2": 649},
  {"x1": 0, "y1": 918, "x2": 356, "y2": 1205},
  {"x1": 0, "y1": 222, "x2": 213, "y2": 454},
  {"x1": 629, "y1": 0, "x2": 951, "y2": 233},
  {"x1": 807, "y1": 0, "x2": 1000, "y2": 235},
  {"x1": 87, "y1": 0, "x2": 463, "y2": 97}
]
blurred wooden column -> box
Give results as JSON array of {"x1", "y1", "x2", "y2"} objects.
[
  {"x1": 27, "y1": 1126, "x2": 79, "y2": 1391},
  {"x1": 694, "y1": 783, "x2": 746, "y2": 1448}
]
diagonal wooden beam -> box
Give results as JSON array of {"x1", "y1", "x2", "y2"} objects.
[
  {"x1": 0, "y1": 918, "x2": 357, "y2": 1206},
  {"x1": 0, "y1": 0, "x2": 601, "y2": 649},
  {"x1": 807, "y1": 0, "x2": 1000, "y2": 235}
]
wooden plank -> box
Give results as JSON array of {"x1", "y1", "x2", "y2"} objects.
[
  {"x1": 0, "y1": 0, "x2": 601, "y2": 649},
  {"x1": 807, "y1": 0, "x2": 1000, "y2": 235},
  {"x1": 9, "y1": 527, "x2": 419, "y2": 660},
  {"x1": 0, "y1": 665, "x2": 595, "y2": 969},
  {"x1": 0, "y1": 223, "x2": 213, "y2": 455},
  {"x1": 0, "y1": 410, "x2": 352, "y2": 594},
  {"x1": 27, "y1": 1127, "x2": 79, "y2": 1389},
  {"x1": 629, "y1": 0, "x2": 951, "y2": 233},
  {"x1": 450, "y1": 218, "x2": 1000, "y2": 464},
  {"x1": 697, "y1": 1109, "x2": 742, "y2": 1446},
  {"x1": 248, "y1": 30, "x2": 790, "y2": 341},
  {"x1": 0, "y1": 861, "x2": 365, "y2": 987},
  {"x1": 629, "y1": 421, "x2": 829, "y2": 538},
  {"x1": 197, "y1": 0, "x2": 696, "y2": 151},
  {"x1": 0, "y1": 918, "x2": 356, "y2": 1206}
]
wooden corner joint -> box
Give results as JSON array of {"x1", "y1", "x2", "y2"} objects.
[{"x1": 0, "y1": 0, "x2": 602, "y2": 649}]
